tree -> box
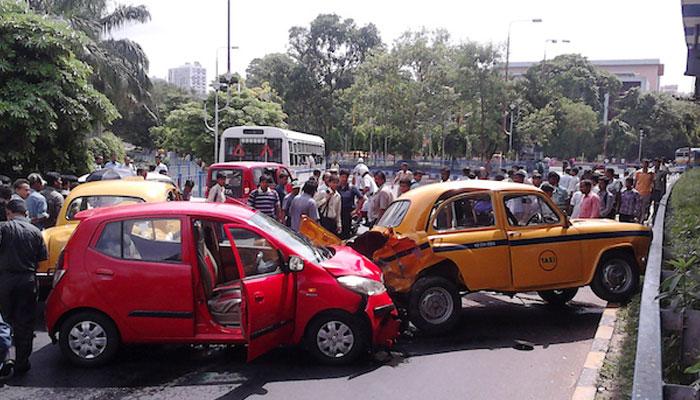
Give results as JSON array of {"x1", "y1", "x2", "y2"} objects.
[
  {"x1": 0, "y1": 1, "x2": 117, "y2": 174},
  {"x1": 452, "y1": 41, "x2": 508, "y2": 159},
  {"x1": 151, "y1": 83, "x2": 287, "y2": 164},
  {"x1": 249, "y1": 14, "x2": 383, "y2": 150},
  {"x1": 518, "y1": 54, "x2": 621, "y2": 112},
  {"x1": 28, "y1": 0, "x2": 155, "y2": 142},
  {"x1": 518, "y1": 105, "x2": 556, "y2": 150},
  {"x1": 545, "y1": 99, "x2": 599, "y2": 159},
  {"x1": 614, "y1": 88, "x2": 700, "y2": 160}
]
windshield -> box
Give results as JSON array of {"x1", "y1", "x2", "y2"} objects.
[
  {"x1": 66, "y1": 196, "x2": 144, "y2": 220},
  {"x1": 248, "y1": 212, "x2": 328, "y2": 263},
  {"x1": 376, "y1": 200, "x2": 410, "y2": 228},
  {"x1": 224, "y1": 138, "x2": 283, "y2": 163}
]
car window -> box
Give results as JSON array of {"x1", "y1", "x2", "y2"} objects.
[
  {"x1": 228, "y1": 227, "x2": 281, "y2": 278},
  {"x1": 504, "y1": 194, "x2": 560, "y2": 227},
  {"x1": 210, "y1": 168, "x2": 243, "y2": 198},
  {"x1": 95, "y1": 221, "x2": 122, "y2": 258},
  {"x1": 66, "y1": 196, "x2": 144, "y2": 220},
  {"x1": 94, "y1": 219, "x2": 182, "y2": 262},
  {"x1": 433, "y1": 193, "x2": 495, "y2": 231},
  {"x1": 377, "y1": 200, "x2": 410, "y2": 228}
]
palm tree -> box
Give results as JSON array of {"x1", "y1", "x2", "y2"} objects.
[{"x1": 28, "y1": 0, "x2": 154, "y2": 122}]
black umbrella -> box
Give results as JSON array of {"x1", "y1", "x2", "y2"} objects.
[
  {"x1": 61, "y1": 174, "x2": 79, "y2": 183},
  {"x1": 85, "y1": 168, "x2": 135, "y2": 182}
]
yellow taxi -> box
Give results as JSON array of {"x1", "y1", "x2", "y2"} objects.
[
  {"x1": 38, "y1": 179, "x2": 180, "y2": 294},
  {"x1": 302, "y1": 180, "x2": 651, "y2": 334}
]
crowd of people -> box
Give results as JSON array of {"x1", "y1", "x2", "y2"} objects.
[{"x1": 208, "y1": 156, "x2": 670, "y2": 242}]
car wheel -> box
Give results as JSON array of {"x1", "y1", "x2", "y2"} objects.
[
  {"x1": 537, "y1": 288, "x2": 578, "y2": 306},
  {"x1": 305, "y1": 311, "x2": 367, "y2": 365},
  {"x1": 408, "y1": 276, "x2": 461, "y2": 335},
  {"x1": 590, "y1": 253, "x2": 639, "y2": 303},
  {"x1": 59, "y1": 311, "x2": 119, "y2": 367}
]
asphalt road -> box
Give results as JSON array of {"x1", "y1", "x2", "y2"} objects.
[{"x1": 1, "y1": 289, "x2": 606, "y2": 400}]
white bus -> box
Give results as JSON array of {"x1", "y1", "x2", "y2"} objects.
[{"x1": 219, "y1": 126, "x2": 325, "y2": 181}]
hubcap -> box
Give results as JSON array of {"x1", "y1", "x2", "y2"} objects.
[
  {"x1": 419, "y1": 287, "x2": 454, "y2": 325},
  {"x1": 68, "y1": 320, "x2": 108, "y2": 360},
  {"x1": 602, "y1": 259, "x2": 633, "y2": 294},
  {"x1": 316, "y1": 320, "x2": 355, "y2": 359}
]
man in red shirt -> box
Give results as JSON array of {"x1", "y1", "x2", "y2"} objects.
[{"x1": 578, "y1": 180, "x2": 601, "y2": 219}]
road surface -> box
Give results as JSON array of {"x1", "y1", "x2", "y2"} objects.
[{"x1": 1, "y1": 289, "x2": 606, "y2": 400}]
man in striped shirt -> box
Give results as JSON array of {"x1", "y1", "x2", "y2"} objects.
[{"x1": 247, "y1": 175, "x2": 281, "y2": 221}]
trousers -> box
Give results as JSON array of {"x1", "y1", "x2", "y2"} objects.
[{"x1": 0, "y1": 272, "x2": 37, "y2": 368}]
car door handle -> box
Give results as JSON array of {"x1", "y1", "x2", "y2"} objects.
[
  {"x1": 95, "y1": 268, "x2": 114, "y2": 277},
  {"x1": 507, "y1": 231, "x2": 522, "y2": 239},
  {"x1": 253, "y1": 291, "x2": 265, "y2": 303}
]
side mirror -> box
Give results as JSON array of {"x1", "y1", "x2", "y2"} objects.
[{"x1": 288, "y1": 255, "x2": 304, "y2": 272}]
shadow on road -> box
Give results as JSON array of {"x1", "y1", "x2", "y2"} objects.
[{"x1": 8, "y1": 292, "x2": 603, "y2": 399}]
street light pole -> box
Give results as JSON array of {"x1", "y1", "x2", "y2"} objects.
[
  {"x1": 205, "y1": 46, "x2": 238, "y2": 163},
  {"x1": 504, "y1": 18, "x2": 542, "y2": 81},
  {"x1": 227, "y1": 0, "x2": 231, "y2": 75},
  {"x1": 638, "y1": 129, "x2": 645, "y2": 162}
]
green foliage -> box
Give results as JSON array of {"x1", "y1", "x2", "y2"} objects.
[
  {"x1": 28, "y1": 0, "x2": 155, "y2": 145},
  {"x1": 0, "y1": 2, "x2": 117, "y2": 174},
  {"x1": 87, "y1": 131, "x2": 126, "y2": 167},
  {"x1": 667, "y1": 169, "x2": 700, "y2": 258},
  {"x1": 658, "y1": 256, "x2": 700, "y2": 312},
  {"x1": 151, "y1": 84, "x2": 286, "y2": 164},
  {"x1": 546, "y1": 99, "x2": 599, "y2": 159},
  {"x1": 248, "y1": 14, "x2": 383, "y2": 150},
  {"x1": 518, "y1": 104, "x2": 556, "y2": 149}
]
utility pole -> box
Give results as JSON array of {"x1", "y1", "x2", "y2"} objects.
[
  {"x1": 638, "y1": 129, "x2": 645, "y2": 162},
  {"x1": 602, "y1": 93, "x2": 610, "y2": 158},
  {"x1": 227, "y1": 0, "x2": 231, "y2": 75}
]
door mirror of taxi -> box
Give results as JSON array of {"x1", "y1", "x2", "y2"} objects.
[{"x1": 288, "y1": 255, "x2": 304, "y2": 272}]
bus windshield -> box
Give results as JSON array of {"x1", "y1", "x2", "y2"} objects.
[{"x1": 224, "y1": 138, "x2": 283, "y2": 163}]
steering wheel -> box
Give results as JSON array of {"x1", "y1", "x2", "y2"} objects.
[{"x1": 526, "y1": 213, "x2": 543, "y2": 226}]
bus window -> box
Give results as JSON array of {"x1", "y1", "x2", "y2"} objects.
[{"x1": 224, "y1": 138, "x2": 282, "y2": 163}]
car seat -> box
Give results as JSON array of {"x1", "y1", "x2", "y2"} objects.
[{"x1": 194, "y1": 222, "x2": 241, "y2": 326}]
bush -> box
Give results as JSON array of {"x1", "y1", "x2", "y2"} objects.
[
  {"x1": 87, "y1": 132, "x2": 126, "y2": 169},
  {"x1": 666, "y1": 169, "x2": 700, "y2": 259}
]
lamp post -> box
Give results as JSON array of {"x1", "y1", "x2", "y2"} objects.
[
  {"x1": 504, "y1": 18, "x2": 542, "y2": 81},
  {"x1": 638, "y1": 129, "x2": 645, "y2": 162},
  {"x1": 205, "y1": 46, "x2": 239, "y2": 163}
]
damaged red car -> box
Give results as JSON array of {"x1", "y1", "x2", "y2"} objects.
[{"x1": 45, "y1": 202, "x2": 399, "y2": 366}]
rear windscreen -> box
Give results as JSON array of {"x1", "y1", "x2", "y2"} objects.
[{"x1": 210, "y1": 168, "x2": 244, "y2": 198}]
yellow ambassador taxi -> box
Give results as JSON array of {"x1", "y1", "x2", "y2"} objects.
[
  {"x1": 302, "y1": 180, "x2": 651, "y2": 334},
  {"x1": 38, "y1": 179, "x2": 180, "y2": 295}
]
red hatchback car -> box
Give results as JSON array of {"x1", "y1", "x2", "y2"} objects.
[
  {"x1": 205, "y1": 162, "x2": 293, "y2": 203},
  {"x1": 45, "y1": 202, "x2": 398, "y2": 366}
]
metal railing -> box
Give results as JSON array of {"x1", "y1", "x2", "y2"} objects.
[{"x1": 632, "y1": 177, "x2": 690, "y2": 400}]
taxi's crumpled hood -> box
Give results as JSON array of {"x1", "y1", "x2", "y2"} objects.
[
  {"x1": 570, "y1": 218, "x2": 651, "y2": 233},
  {"x1": 320, "y1": 245, "x2": 383, "y2": 281}
]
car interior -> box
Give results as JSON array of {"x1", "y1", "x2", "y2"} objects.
[{"x1": 193, "y1": 220, "x2": 242, "y2": 327}]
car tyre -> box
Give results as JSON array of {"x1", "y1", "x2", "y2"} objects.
[
  {"x1": 59, "y1": 311, "x2": 119, "y2": 367},
  {"x1": 305, "y1": 311, "x2": 367, "y2": 365},
  {"x1": 590, "y1": 253, "x2": 639, "y2": 303},
  {"x1": 408, "y1": 276, "x2": 461, "y2": 335},
  {"x1": 537, "y1": 288, "x2": 578, "y2": 306}
]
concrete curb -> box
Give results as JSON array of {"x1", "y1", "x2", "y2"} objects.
[{"x1": 571, "y1": 306, "x2": 618, "y2": 400}]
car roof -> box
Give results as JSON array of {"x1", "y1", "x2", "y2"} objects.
[
  {"x1": 404, "y1": 179, "x2": 541, "y2": 198},
  {"x1": 208, "y1": 162, "x2": 284, "y2": 169},
  {"x1": 67, "y1": 179, "x2": 175, "y2": 202},
  {"x1": 76, "y1": 201, "x2": 256, "y2": 222}
]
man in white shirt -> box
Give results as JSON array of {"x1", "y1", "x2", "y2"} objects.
[
  {"x1": 207, "y1": 173, "x2": 226, "y2": 203},
  {"x1": 570, "y1": 184, "x2": 584, "y2": 218},
  {"x1": 566, "y1": 168, "x2": 580, "y2": 194},
  {"x1": 154, "y1": 155, "x2": 168, "y2": 174}
]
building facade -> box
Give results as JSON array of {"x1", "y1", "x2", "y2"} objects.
[
  {"x1": 168, "y1": 62, "x2": 207, "y2": 96},
  {"x1": 507, "y1": 59, "x2": 664, "y2": 93}
]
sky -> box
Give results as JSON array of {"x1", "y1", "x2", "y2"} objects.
[{"x1": 114, "y1": 0, "x2": 693, "y2": 93}]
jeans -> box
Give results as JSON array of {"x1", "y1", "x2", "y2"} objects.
[{"x1": 0, "y1": 272, "x2": 37, "y2": 368}]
